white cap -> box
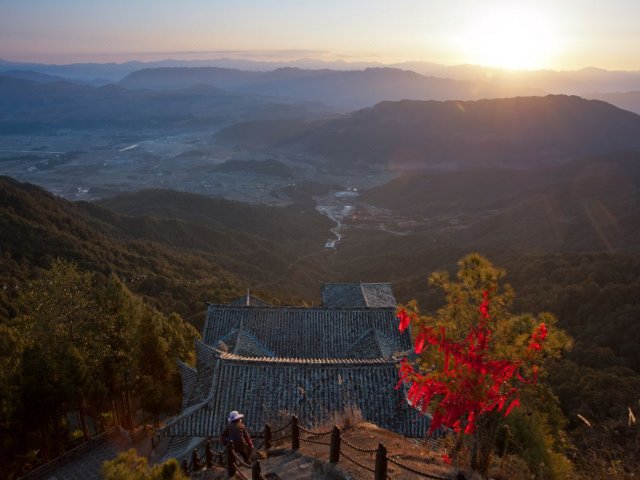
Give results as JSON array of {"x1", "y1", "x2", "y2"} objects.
[{"x1": 228, "y1": 410, "x2": 244, "y2": 423}]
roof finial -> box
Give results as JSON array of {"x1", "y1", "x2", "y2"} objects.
[{"x1": 246, "y1": 288, "x2": 250, "y2": 306}]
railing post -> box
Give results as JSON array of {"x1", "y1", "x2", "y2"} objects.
[
  {"x1": 252, "y1": 460, "x2": 266, "y2": 480},
  {"x1": 375, "y1": 443, "x2": 387, "y2": 480},
  {"x1": 329, "y1": 426, "x2": 341, "y2": 463},
  {"x1": 191, "y1": 448, "x2": 202, "y2": 471},
  {"x1": 291, "y1": 415, "x2": 300, "y2": 450},
  {"x1": 205, "y1": 439, "x2": 214, "y2": 469},
  {"x1": 264, "y1": 424, "x2": 272, "y2": 450},
  {"x1": 227, "y1": 440, "x2": 238, "y2": 477}
]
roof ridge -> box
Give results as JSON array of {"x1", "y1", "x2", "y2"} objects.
[
  {"x1": 361, "y1": 283, "x2": 370, "y2": 307},
  {"x1": 205, "y1": 305, "x2": 394, "y2": 311},
  {"x1": 217, "y1": 352, "x2": 398, "y2": 365},
  {"x1": 236, "y1": 329, "x2": 276, "y2": 357}
]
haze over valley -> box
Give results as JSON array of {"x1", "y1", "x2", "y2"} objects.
[{"x1": 2, "y1": 1, "x2": 640, "y2": 478}]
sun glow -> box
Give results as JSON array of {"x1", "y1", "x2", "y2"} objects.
[{"x1": 462, "y1": 6, "x2": 557, "y2": 70}]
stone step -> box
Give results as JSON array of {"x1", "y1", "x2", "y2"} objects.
[{"x1": 259, "y1": 452, "x2": 330, "y2": 480}]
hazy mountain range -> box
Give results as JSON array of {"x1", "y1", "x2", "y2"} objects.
[
  {"x1": 0, "y1": 74, "x2": 330, "y2": 133},
  {"x1": 118, "y1": 66, "x2": 535, "y2": 109},
  {"x1": 216, "y1": 95, "x2": 640, "y2": 169},
  {"x1": 2, "y1": 58, "x2": 640, "y2": 112}
]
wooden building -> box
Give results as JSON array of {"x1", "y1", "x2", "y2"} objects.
[{"x1": 159, "y1": 283, "x2": 430, "y2": 460}]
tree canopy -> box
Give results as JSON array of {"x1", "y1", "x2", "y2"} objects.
[
  {"x1": 0, "y1": 259, "x2": 198, "y2": 478},
  {"x1": 397, "y1": 254, "x2": 573, "y2": 479}
]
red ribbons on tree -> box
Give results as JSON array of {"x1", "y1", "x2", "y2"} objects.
[{"x1": 396, "y1": 290, "x2": 547, "y2": 434}]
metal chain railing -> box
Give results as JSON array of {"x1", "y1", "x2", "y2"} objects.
[
  {"x1": 300, "y1": 437, "x2": 331, "y2": 446},
  {"x1": 342, "y1": 437, "x2": 378, "y2": 453},
  {"x1": 236, "y1": 454, "x2": 252, "y2": 468},
  {"x1": 252, "y1": 439, "x2": 265, "y2": 450},
  {"x1": 299, "y1": 425, "x2": 333, "y2": 436},
  {"x1": 341, "y1": 449, "x2": 377, "y2": 473},
  {"x1": 270, "y1": 419, "x2": 292, "y2": 434},
  {"x1": 176, "y1": 414, "x2": 452, "y2": 480},
  {"x1": 181, "y1": 439, "x2": 225, "y2": 475},
  {"x1": 388, "y1": 456, "x2": 449, "y2": 479}
]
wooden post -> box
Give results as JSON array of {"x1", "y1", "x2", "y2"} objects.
[
  {"x1": 205, "y1": 439, "x2": 214, "y2": 468},
  {"x1": 112, "y1": 399, "x2": 120, "y2": 427},
  {"x1": 291, "y1": 415, "x2": 300, "y2": 450},
  {"x1": 191, "y1": 448, "x2": 202, "y2": 471},
  {"x1": 252, "y1": 460, "x2": 265, "y2": 480},
  {"x1": 264, "y1": 424, "x2": 272, "y2": 450},
  {"x1": 77, "y1": 398, "x2": 90, "y2": 442},
  {"x1": 227, "y1": 440, "x2": 238, "y2": 477},
  {"x1": 329, "y1": 426, "x2": 341, "y2": 463},
  {"x1": 375, "y1": 443, "x2": 387, "y2": 480},
  {"x1": 125, "y1": 389, "x2": 133, "y2": 430}
]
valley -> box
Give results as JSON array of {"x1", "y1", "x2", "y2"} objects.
[{"x1": 2, "y1": 71, "x2": 640, "y2": 479}]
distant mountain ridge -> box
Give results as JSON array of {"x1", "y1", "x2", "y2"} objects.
[
  {"x1": 586, "y1": 91, "x2": 640, "y2": 115},
  {"x1": 3, "y1": 57, "x2": 640, "y2": 112},
  {"x1": 216, "y1": 95, "x2": 640, "y2": 169},
  {"x1": 119, "y1": 66, "x2": 535, "y2": 109},
  {"x1": 0, "y1": 75, "x2": 329, "y2": 133},
  {"x1": 2, "y1": 56, "x2": 639, "y2": 88}
]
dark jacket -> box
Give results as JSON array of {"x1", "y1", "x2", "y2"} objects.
[{"x1": 221, "y1": 420, "x2": 253, "y2": 453}]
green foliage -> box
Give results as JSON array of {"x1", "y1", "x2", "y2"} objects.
[
  {"x1": 408, "y1": 254, "x2": 572, "y2": 374},
  {"x1": 404, "y1": 254, "x2": 573, "y2": 478},
  {"x1": 0, "y1": 176, "x2": 331, "y2": 326},
  {"x1": 0, "y1": 259, "x2": 198, "y2": 477},
  {"x1": 102, "y1": 449, "x2": 187, "y2": 480},
  {"x1": 502, "y1": 410, "x2": 574, "y2": 480},
  {"x1": 508, "y1": 253, "x2": 640, "y2": 373}
]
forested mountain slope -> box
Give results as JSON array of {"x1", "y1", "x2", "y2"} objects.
[
  {"x1": 0, "y1": 177, "x2": 332, "y2": 324},
  {"x1": 216, "y1": 95, "x2": 640, "y2": 170}
]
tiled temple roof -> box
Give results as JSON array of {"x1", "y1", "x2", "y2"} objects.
[
  {"x1": 163, "y1": 282, "x2": 431, "y2": 460},
  {"x1": 202, "y1": 306, "x2": 409, "y2": 358},
  {"x1": 164, "y1": 352, "x2": 430, "y2": 439},
  {"x1": 321, "y1": 283, "x2": 396, "y2": 308},
  {"x1": 344, "y1": 329, "x2": 405, "y2": 359},
  {"x1": 185, "y1": 341, "x2": 219, "y2": 407},
  {"x1": 177, "y1": 361, "x2": 197, "y2": 410},
  {"x1": 215, "y1": 329, "x2": 276, "y2": 358}
]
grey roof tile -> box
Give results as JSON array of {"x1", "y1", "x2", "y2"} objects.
[
  {"x1": 163, "y1": 355, "x2": 430, "y2": 440},
  {"x1": 321, "y1": 283, "x2": 396, "y2": 308},
  {"x1": 164, "y1": 283, "x2": 429, "y2": 461},
  {"x1": 177, "y1": 361, "x2": 197, "y2": 410},
  {"x1": 202, "y1": 306, "x2": 409, "y2": 358}
]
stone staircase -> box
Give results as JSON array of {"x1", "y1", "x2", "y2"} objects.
[
  {"x1": 191, "y1": 450, "x2": 347, "y2": 480},
  {"x1": 257, "y1": 450, "x2": 345, "y2": 480}
]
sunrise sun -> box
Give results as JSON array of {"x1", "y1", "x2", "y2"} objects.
[{"x1": 462, "y1": 6, "x2": 557, "y2": 70}]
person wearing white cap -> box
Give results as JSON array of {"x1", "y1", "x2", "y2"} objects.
[{"x1": 220, "y1": 410, "x2": 254, "y2": 461}]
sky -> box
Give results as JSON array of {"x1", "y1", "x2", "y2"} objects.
[{"x1": 1, "y1": 0, "x2": 639, "y2": 70}]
